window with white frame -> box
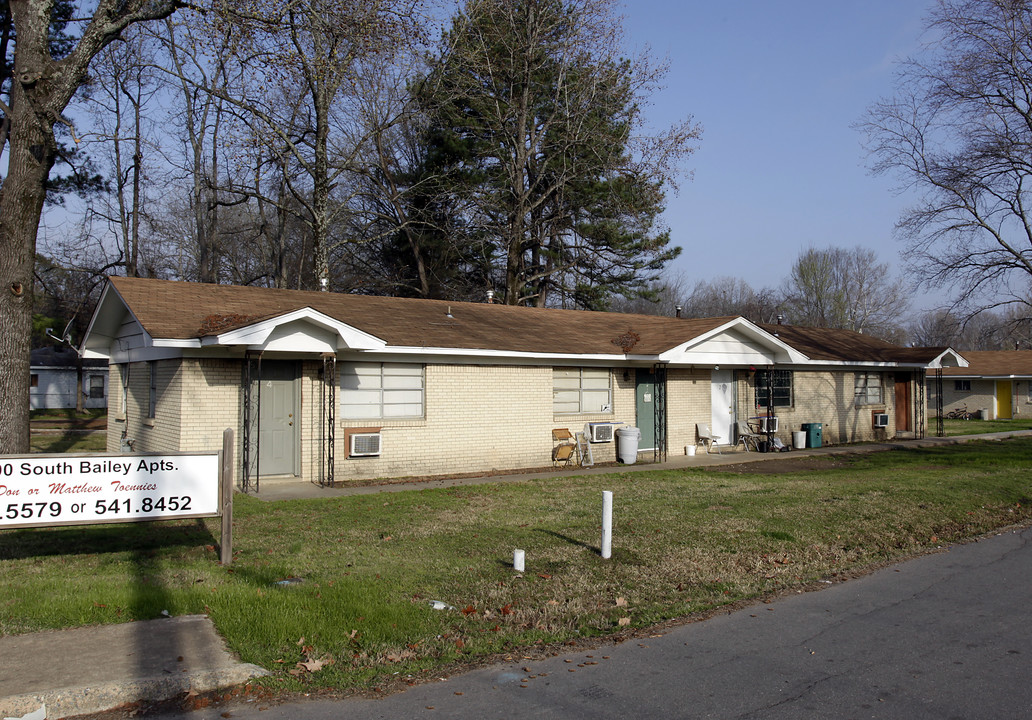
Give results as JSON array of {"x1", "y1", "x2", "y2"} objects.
[
  {"x1": 341, "y1": 363, "x2": 424, "y2": 419},
  {"x1": 854, "y1": 372, "x2": 883, "y2": 405},
  {"x1": 954, "y1": 380, "x2": 971, "y2": 392},
  {"x1": 553, "y1": 367, "x2": 612, "y2": 414},
  {"x1": 754, "y1": 370, "x2": 792, "y2": 407}
]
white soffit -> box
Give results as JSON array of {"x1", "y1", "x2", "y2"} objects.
[
  {"x1": 929, "y1": 348, "x2": 969, "y2": 369},
  {"x1": 204, "y1": 307, "x2": 387, "y2": 351},
  {"x1": 658, "y1": 319, "x2": 808, "y2": 365},
  {"x1": 81, "y1": 282, "x2": 130, "y2": 358}
]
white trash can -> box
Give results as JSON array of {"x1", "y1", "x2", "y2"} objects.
[
  {"x1": 616, "y1": 426, "x2": 641, "y2": 464},
  {"x1": 792, "y1": 431, "x2": 806, "y2": 450}
]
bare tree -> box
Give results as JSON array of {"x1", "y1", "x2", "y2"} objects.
[
  {"x1": 861, "y1": 0, "x2": 1032, "y2": 317},
  {"x1": 79, "y1": 27, "x2": 164, "y2": 277},
  {"x1": 182, "y1": 0, "x2": 428, "y2": 291},
  {"x1": 909, "y1": 305, "x2": 1032, "y2": 349},
  {"x1": 780, "y1": 246, "x2": 908, "y2": 339},
  {"x1": 156, "y1": 13, "x2": 240, "y2": 283},
  {"x1": 0, "y1": 0, "x2": 187, "y2": 453},
  {"x1": 680, "y1": 277, "x2": 779, "y2": 323}
]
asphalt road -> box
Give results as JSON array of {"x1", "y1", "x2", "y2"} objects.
[{"x1": 129, "y1": 520, "x2": 1032, "y2": 720}]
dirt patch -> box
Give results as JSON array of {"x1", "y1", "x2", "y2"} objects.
[{"x1": 707, "y1": 455, "x2": 853, "y2": 475}]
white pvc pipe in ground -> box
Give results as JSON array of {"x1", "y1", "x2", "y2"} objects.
[
  {"x1": 513, "y1": 548, "x2": 525, "y2": 572},
  {"x1": 601, "y1": 490, "x2": 613, "y2": 559}
]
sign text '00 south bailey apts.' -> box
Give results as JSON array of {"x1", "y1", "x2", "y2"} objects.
[{"x1": 0, "y1": 454, "x2": 220, "y2": 528}]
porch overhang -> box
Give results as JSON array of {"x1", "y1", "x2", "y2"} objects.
[
  {"x1": 656, "y1": 317, "x2": 809, "y2": 366},
  {"x1": 202, "y1": 308, "x2": 388, "y2": 353}
]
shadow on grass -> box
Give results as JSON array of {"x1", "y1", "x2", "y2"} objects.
[
  {"x1": 0, "y1": 518, "x2": 217, "y2": 561},
  {"x1": 533, "y1": 528, "x2": 646, "y2": 565},
  {"x1": 535, "y1": 528, "x2": 597, "y2": 553}
]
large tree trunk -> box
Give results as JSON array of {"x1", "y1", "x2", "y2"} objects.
[
  {"x1": 0, "y1": 122, "x2": 50, "y2": 453},
  {"x1": 1, "y1": 0, "x2": 186, "y2": 453},
  {"x1": 0, "y1": 4, "x2": 56, "y2": 454}
]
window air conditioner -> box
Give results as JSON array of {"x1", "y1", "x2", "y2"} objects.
[
  {"x1": 350, "y1": 432, "x2": 381, "y2": 457},
  {"x1": 873, "y1": 413, "x2": 889, "y2": 428},
  {"x1": 757, "y1": 416, "x2": 778, "y2": 433},
  {"x1": 585, "y1": 422, "x2": 614, "y2": 443}
]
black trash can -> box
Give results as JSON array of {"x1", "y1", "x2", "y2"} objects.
[{"x1": 801, "y1": 422, "x2": 823, "y2": 448}]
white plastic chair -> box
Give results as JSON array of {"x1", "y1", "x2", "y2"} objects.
[{"x1": 696, "y1": 423, "x2": 721, "y2": 454}]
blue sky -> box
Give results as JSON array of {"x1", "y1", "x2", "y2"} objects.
[{"x1": 621, "y1": 1, "x2": 934, "y2": 305}]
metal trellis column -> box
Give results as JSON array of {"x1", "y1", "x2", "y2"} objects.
[
  {"x1": 241, "y1": 351, "x2": 262, "y2": 493},
  {"x1": 320, "y1": 353, "x2": 336, "y2": 487},
  {"x1": 653, "y1": 364, "x2": 667, "y2": 463}
]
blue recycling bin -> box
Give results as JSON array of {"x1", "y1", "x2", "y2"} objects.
[{"x1": 801, "y1": 422, "x2": 822, "y2": 448}]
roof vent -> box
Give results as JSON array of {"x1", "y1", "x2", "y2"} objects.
[
  {"x1": 675, "y1": 305, "x2": 682, "y2": 318},
  {"x1": 486, "y1": 289, "x2": 495, "y2": 303}
]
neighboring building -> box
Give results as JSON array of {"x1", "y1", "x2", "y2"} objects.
[
  {"x1": 929, "y1": 350, "x2": 1032, "y2": 419},
  {"x1": 81, "y1": 277, "x2": 965, "y2": 488},
  {"x1": 30, "y1": 347, "x2": 109, "y2": 411}
]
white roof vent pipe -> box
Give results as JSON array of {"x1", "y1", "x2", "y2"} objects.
[{"x1": 486, "y1": 289, "x2": 495, "y2": 304}]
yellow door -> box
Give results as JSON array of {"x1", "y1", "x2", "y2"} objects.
[{"x1": 996, "y1": 381, "x2": 1013, "y2": 419}]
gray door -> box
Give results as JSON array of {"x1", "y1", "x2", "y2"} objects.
[
  {"x1": 635, "y1": 370, "x2": 657, "y2": 451},
  {"x1": 258, "y1": 361, "x2": 298, "y2": 476}
]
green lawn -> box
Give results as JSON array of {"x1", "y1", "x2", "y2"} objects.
[
  {"x1": 3, "y1": 437, "x2": 1031, "y2": 695},
  {"x1": 939, "y1": 417, "x2": 1032, "y2": 436}
]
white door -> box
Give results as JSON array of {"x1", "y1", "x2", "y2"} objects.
[{"x1": 711, "y1": 370, "x2": 734, "y2": 446}]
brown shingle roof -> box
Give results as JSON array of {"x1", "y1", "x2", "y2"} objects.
[
  {"x1": 755, "y1": 323, "x2": 950, "y2": 364},
  {"x1": 104, "y1": 277, "x2": 953, "y2": 366},
  {"x1": 108, "y1": 276, "x2": 734, "y2": 356},
  {"x1": 939, "y1": 350, "x2": 1032, "y2": 377}
]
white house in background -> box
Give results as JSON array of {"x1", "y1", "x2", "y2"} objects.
[{"x1": 30, "y1": 347, "x2": 109, "y2": 410}]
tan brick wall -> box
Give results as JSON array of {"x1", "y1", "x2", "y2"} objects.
[
  {"x1": 667, "y1": 368, "x2": 712, "y2": 453},
  {"x1": 336, "y1": 363, "x2": 622, "y2": 480},
  {"x1": 107, "y1": 360, "x2": 184, "y2": 453},
  {"x1": 104, "y1": 358, "x2": 926, "y2": 484},
  {"x1": 735, "y1": 369, "x2": 906, "y2": 445}
]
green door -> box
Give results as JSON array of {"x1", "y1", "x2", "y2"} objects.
[{"x1": 635, "y1": 370, "x2": 657, "y2": 451}]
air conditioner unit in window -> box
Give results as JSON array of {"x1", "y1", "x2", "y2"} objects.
[
  {"x1": 350, "y1": 432, "x2": 381, "y2": 457},
  {"x1": 873, "y1": 413, "x2": 889, "y2": 428},
  {"x1": 757, "y1": 416, "x2": 778, "y2": 433},
  {"x1": 585, "y1": 422, "x2": 614, "y2": 443}
]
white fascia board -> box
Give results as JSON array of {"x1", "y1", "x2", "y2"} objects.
[
  {"x1": 657, "y1": 317, "x2": 809, "y2": 365},
  {"x1": 202, "y1": 307, "x2": 387, "y2": 351},
  {"x1": 355, "y1": 346, "x2": 656, "y2": 364},
  {"x1": 793, "y1": 360, "x2": 907, "y2": 369}
]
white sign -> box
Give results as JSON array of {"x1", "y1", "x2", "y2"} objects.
[{"x1": 0, "y1": 454, "x2": 220, "y2": 528}]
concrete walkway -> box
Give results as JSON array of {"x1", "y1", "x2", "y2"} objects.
[
  {"x1": 0, "y1": 616, "x2": 266, "y2": 720},
  {"x1": 1, "y1": 429, "x2": 1029, "y2": 719}
]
